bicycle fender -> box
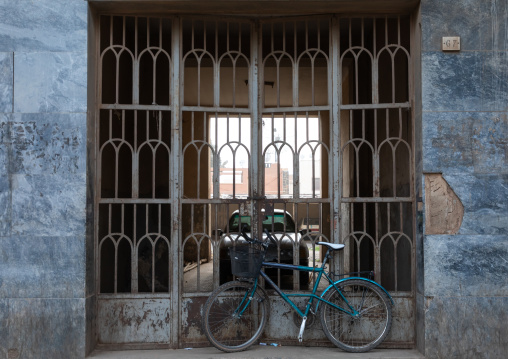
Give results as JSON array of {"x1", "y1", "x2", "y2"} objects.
[{"x1": 316, "y1": 277, "x2": 394, "y2": 312}]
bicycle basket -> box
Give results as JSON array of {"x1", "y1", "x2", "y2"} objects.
[{"x1": 229, "y1": 246, "x2": 264, "y2": 278}]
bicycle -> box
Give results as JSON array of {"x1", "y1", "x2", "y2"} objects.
[{"x1": 202, "y1": 227, "x2": 393, "y2": 353}]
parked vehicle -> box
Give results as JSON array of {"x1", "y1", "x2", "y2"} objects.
[
  {"x1": 299, "y1": 217, "x2": 320, "y2": 240},
  {"x1": 216, "y1": 209, "x2": 310, "y2": 289}
]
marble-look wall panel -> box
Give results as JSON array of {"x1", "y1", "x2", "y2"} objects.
[
  {"x1": 0, "y1": 299, "x2": 7, "y2": 359},
  {"x1": 425, "y1": 296, "x2": 508, "y2": 359},
  {"x1": 8, "y1": 298, "x2": 85, "y2": 359},
  {"x1": 444, "y1": 174, "x2": 508, "y2": 235},
  {"x1": 482, "y1": 52, "x2": 508, "y2": 111},
  {"x1": 424, "y1": 235, "x2": 508, "y2": 297},
  {"x1": 9, "y1": 113, "x2": 86, "y2": 175},
  {"x1": 422, "y1": 52, "x2": 482, "y2": 112},
  {"x1": 0, "y1": 236, "x2": 85, "y2": 298},
  {"x1": 480, "y1": 0, "x2": 508, "y2": 51},
  {"x1": 14, "y1": 52, "x2": 87, "y2": 113},
  {"x1": 0, "y1": 53, "x2": 13, "y2": 113},
  {"x1": 11, "y1": 174, "x2": 86, "y2": 237},
  {"x1": 0, "y1": 114, "x2": 10, "y2": 237},
  {"x1": 0, "y1": 176, "x2": 10, "y2": 237},
  {"x1": 0, "y1": 0, "x2": 86, "y2": 53},
  {"x1": 0, "y1": 113, "x2": 8, "y2": 143},
  {"x1": 423, "y1": 112, "x2": 508, "y2": 175},
  {"x1": 86, "y1": 231, "x2": 95, "y2": 298},
  {"x1": 421, "y1": 0, "x2": 482, "y2": 51},
  {"x1": 470, "y1": 113, "x2": 508, "y2": 174},
  {"x1": 422, "y1": 112, "x2": 474, "y2": 173}
]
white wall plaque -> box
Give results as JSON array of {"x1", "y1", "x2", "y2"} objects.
[{"x1": 442, "y1": 36, "x2": 461, "y2": 51}]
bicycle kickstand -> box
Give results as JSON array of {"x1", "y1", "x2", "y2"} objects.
[{"x1": 297, "y1": 316, "x2": 307, "y2": 342}]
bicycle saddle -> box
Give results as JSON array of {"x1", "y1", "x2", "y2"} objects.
[{"x1": 317, "y1": 242, "x2": 345, "y2": 251}]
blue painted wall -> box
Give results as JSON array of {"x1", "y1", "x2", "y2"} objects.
[{"x1": 421, "y1": 0, "x2": 508, "y2": 357}]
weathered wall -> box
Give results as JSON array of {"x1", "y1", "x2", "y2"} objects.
[
  {"x1": 0, "y1": 0, "x2": 89, "y2": 358},
  {"x1": 421, "y1": 0, "x2": 508, "y2": 357},
  {"x1": 0, "y1": 0, "x2": 507, "y2": 357}
]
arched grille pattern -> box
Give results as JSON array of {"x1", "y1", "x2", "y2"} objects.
[
  {"x1": 338, "y1": 16, "x2": 413, "y2": 293},
  {"x1": 95, "y1": 13, "x2": 415, "y2": 346},
  {"x1": 97, "y1": 16, "x2": 174, "y2": 294}
]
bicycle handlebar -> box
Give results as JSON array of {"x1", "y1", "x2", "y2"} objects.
[
  {"x1": 240, "y1": 225, "x2": 277, "y2": 248},
  {"x1": 263, "y1": 229, "x2": 278, "y2": 247}
]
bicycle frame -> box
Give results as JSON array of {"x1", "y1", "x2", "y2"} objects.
[
  {"x1": 235, "y1": 249, "x2": 394, "y2": 322},
  {"x1": 258, "y1": 258, "x2": 357, "y2": 319}
]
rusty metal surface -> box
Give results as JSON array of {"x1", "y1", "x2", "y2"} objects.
[
  {"x1": 97, "y1": 298, "x2": 172, "y2": 344},
  {"x1": 180, "y1": 297, "x2": 208, "y2": 346}
]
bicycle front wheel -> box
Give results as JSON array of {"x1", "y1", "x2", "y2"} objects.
[
  {"x1": 319, "y1": 279, "x2": 392, "y2": 352},
  {"x1": 202, "y1": 280, "x2": 269, "y2": 352}
]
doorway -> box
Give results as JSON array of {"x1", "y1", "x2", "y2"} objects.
[{"x1": 95, "y1": 14, "x2": 415, "y2": 348}]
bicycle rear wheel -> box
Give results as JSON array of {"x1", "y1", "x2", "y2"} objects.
[
  {"x1": 319, "y1": 279, "x2": 392, "y2": 352},
  {"x1": 202, "y1": 280, "x2": 269, "y2": 352}
]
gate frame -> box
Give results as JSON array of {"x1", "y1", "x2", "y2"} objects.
[{"x1": 87, "y1": 2, "x2": 422, "y2": 351}]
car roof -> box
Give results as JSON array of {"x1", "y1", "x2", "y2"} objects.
[{"x1": 231, "y1": 209, "x2": 289, "y2": 215}]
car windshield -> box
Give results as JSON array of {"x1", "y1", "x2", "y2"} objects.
[{"x1": 228, "y1": 213, "x2": 296, "y2": 232}]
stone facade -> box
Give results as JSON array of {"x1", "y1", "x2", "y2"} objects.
[
  {"x1": 0, "y1": 1, "x2": 506, "y2": 358},
  {"x1": 421, "y1": 0, "x2": 508, "y2": 357},
  {"x1": 0, "y1": 0, "x2": 88, "y2": 358}
]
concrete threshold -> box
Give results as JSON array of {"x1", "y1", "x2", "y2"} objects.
[{"x1": 89, "y1": 346, "x2": 425, "y2": 359}]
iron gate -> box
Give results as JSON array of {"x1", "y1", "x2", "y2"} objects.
[{"x1": 95, "y1": 14, "x2": 415, "y2": 348}]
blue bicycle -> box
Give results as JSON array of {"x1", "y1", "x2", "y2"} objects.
[{"x1": 202, "y1": 228, "x2": 393, "y2": 353}]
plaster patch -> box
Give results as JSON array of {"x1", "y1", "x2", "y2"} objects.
[{"x1": 424, "y1": 174, "x2": 464, "y2": 234}]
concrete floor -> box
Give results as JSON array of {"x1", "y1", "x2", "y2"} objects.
[{"x1": 90, "y1": 346, "x2": 425, "y2": 358}]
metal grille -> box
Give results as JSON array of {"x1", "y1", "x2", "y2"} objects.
[
  {"x1": 97, "y1": 16, "x2": 175, "y2": 295},
  {"x1": 337, "y1": 17, "x2": 413, "y2": 294},
  {"x1": 96, "y1": 13, "x2": 415, "y2": 346},
  {"x1": 259, "y1": 18, "x2": 332, "y2": 291}
]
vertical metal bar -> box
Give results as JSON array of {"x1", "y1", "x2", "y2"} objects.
[
  {"x1": 251, "y1": 20, "x2": 261, "y2": 237},
  {"x1": 331, "y1": 15, "x2": 341, "y2": 254},
  {"x1": 374, "y1": 109, "x2": 380, "y2": 197},
  {"x1": 375, "y1": 202, "x2": 381, "y2": 283},
  {"x1": 132, "y1": 18, "x2": 139, "y2": 105},
  {"x1": 213, "y1": 203, "x2": 219, "y2": 288},
  {"x1": 96, "y1": 15, "x2": 104, "y2": 296},
  {"x1": 170, "y1": 16, "x2": 181, "y2": 348},
  {"x1": 409, "y1": 11, "x2": 417, "y2": 299},
  {"x1": 132, "y1": 111, "x2": 139, "y2": 198},
  {"x1": 292, "y1": 114, "x2": 300, "y2": 198},
  {"x1": 372, "y1": 21, "x2": 379, "y2": 105},
  {"x1": 213, "y1": 113, "x2": 219, "y2": 198},
  {"x1": 132, "y1": 204, "x2": 138, "y2": 292},
  {"x1": 214, "y1": 21, "x2": 220, "y2": 107},
  {"x1": 114, "y1": 154, "x2": 120, "y2": 200}
]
